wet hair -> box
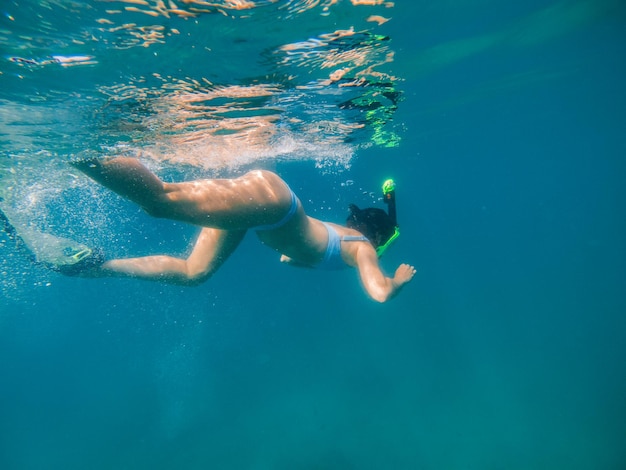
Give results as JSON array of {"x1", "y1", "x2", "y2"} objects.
[{"x1": 346, "y1": 204, "x2": 396, "y2": 248}]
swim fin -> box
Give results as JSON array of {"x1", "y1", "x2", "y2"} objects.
[{"x1": 0, "y1": 203, "x2": 104, "y2": 275}]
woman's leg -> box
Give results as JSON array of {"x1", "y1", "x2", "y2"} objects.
[
  {"x1": 99, "y1": 227, "x2": 246, "y2": 285},
  {"x1": 72, "y1": 157, "x2": 294, "y2": 229},
  {"x1": 71, "y1": 157, "x2": 166, "y2": 211}
]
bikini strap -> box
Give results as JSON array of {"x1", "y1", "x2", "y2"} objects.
[{"x1": 341, "y1": 235, "x2": 370, "y2": 242}]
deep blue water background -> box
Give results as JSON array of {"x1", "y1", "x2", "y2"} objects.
[{"x1": 2, "y1": 1, "x2": 626, "y2": 468}]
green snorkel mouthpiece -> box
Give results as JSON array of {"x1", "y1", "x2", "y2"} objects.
[
  {"x1": 382, "y1": 179, "x2": 397, "y2": 224},
  {"x1": 377, "y1": 178, "x2": 400, "y2": 257},
  {"x1": 382, "y1": 179, "x2": 395, "y2": 194}
]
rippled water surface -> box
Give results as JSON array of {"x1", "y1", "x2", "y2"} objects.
[{"x1": 1, "y1": 0, "x2": 401, "y2": 171}]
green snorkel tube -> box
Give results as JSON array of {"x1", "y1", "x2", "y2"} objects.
[{"x1": 376, "y1": 178, "x2": 400, "y2": 257}]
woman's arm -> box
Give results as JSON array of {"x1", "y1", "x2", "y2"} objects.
[{"x1": 355, "y1": 247, "x2": 416, "y2": 303}]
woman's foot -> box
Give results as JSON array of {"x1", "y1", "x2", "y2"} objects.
[{"x1": 54, "y1": 247, "x2": 106, "y2": 277}]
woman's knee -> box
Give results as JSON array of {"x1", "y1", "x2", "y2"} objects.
[
  {"x1": 183, "y1": 263, "x2": 213, "y2": 285},
  {"x1": 173, "y1": 271, "x2": 210, "y2": 287}
]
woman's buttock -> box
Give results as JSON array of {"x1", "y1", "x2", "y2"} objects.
[{"x1": 255, "y1": 213, "x2": 328, "y2": 265}]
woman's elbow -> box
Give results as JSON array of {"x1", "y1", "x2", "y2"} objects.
[{"x1": 367, "y1": 286, "x2": 393, "y2": 303}]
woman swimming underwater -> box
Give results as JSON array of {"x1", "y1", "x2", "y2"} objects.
[{"x1": 69, "y1": 157, "x2": 416, "y2": 302}]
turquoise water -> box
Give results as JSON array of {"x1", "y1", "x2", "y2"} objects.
[{"x1": 1, "y1": 1, "x2": 626, "y2": 468}]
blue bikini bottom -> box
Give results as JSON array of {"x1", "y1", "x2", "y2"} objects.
[{"x1": 252, "y1": 187, "x2": 298, "y2": 231}]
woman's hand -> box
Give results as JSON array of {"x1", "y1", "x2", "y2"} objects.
[{"x1": 394, "y1": 263, "x2": 416, "y2": 286}]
